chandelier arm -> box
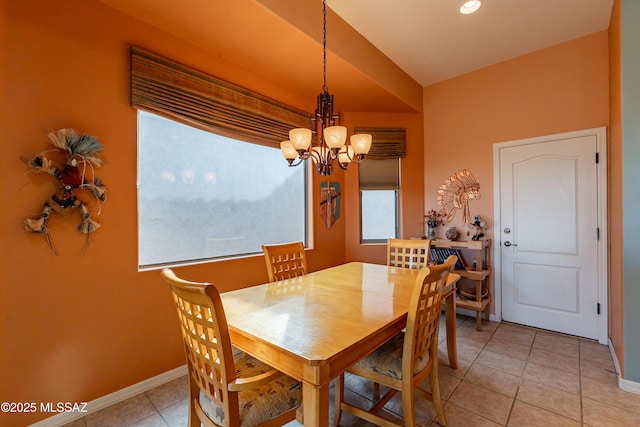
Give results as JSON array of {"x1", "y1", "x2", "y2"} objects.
[
  {"x1": 286, "y1": 157, "x2": 306, "y2": 168},
  {"x1": 309, "y1": 149, "x2": 321, "y2": 163},
  {"x1": 341, "y1": 142, "x2": 366, "y2": 164},
  {"x1": 344, "y1": 143, "x2": 354, "y2": 161},
  {"x1": 297, "y1": 150, "x2": 312, "y2": 161}
]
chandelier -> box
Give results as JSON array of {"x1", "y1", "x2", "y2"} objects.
[{"x1": 279, "y1": 0, "x2": 372, "y2": 176}]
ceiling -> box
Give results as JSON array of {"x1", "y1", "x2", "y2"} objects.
[
  {"x1": 97, "y1": 0, "x2": 613, "y2": 113},
  {"x1": 327, "y1": 0, "x2": 613, "y2": 86}
]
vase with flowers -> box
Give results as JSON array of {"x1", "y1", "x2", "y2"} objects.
[{"x1": 424, "y1": 209, "x2": 445, "y2": 240}]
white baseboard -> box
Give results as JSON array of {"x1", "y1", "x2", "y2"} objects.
[
  {"x1": 29, "y1": 365, "x2": 187, "y2": 427},
  {"x1": 608, "y1": 339, "x2": 640, "y2": 394},
  {"x1": 619, "y1": 376, "x2": 640, "y2": 394}
]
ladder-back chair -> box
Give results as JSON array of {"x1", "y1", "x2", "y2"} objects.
[
  {"x1": 161, "y1": 269, "x2": 302, "y2": 427},
  {"x1": 334, "y1": 256, "x2": 457, "y2": 427}
]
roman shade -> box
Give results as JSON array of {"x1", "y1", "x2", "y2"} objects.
[
  {"x1": 354, "y1": 127, "x2": 406, "y2": 160},
  {"x1": 130, "y1": 46, "x2": 311, "y2": 147},
  {"x1": 359, "y1": 158, "x2": 400, "y2": 190}
]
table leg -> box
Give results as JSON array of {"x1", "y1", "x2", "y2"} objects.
[
  {"x1": 302, "y1": 381, "x2": 330, "y2": 426},
  {"x1": 445, "y1": 292, "x2": 458, "y2": 369}
]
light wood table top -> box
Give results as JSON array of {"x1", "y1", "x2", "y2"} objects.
[{"x1": 221, "y1": 262, "x2": 459, "y2": 427}]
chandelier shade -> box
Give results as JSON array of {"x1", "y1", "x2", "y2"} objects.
[
  {"x1": 280, "y1": 0, "x2": 371, "y2": 176},
  {"x1": 324, "y1": 126, "x2": 347, "y2": 149},
  {"x1": 289, "y1": 128, "x2": 312, "y2": 151},
  {"x1": 338, "y1": 145, "x2": 354, "y2": 165},
  {"x1": 279, "y1": 140, "x2": 298, "y2": 161},
  {"x1": 350, "y1": 134, "x2": 373, "y2": 155}
]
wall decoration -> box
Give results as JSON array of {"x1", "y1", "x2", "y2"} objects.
[
  {"x1": 23, "y1": 129, "x2": 107, "y2": 253},
  {"x1": 319, "y1": 181, "x2": 340, "y2": 229},
  {"x1": 437, "y1": 169, "x2": 480, "y2": 225}
]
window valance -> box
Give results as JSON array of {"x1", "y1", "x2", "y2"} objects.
[
  {"x1": 130, "y1": 46, "x2": 311, "y2": 147},
  {"x1": 354, "y1": 127, "x2": 406, "y2": 160}
]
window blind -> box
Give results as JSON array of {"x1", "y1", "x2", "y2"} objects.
[
  {"x1": 354, "y1": 127, "x2": 406, "y2": 160},
  {"x1": 359, "y1": 158, "x2": 400, "y2": 190},
  {"x1": 130, "y1": 46, "x2": 311, "y2": 147}
]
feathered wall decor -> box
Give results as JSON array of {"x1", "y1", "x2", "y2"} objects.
[
  {"x1": 437, "y1": 169, "x2": 480, "y2": 225},
  {"x1": 23, "y1": 128, "x2": 107, "y2": 253}
]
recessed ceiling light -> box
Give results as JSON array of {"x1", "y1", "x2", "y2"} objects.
[{"x1": 460, "y1": 0, "x2": 482, "y2": 14}]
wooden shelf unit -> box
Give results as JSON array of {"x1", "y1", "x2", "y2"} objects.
[{"x1": 431, "y1": 239, "x2": 491, "y2": 330}]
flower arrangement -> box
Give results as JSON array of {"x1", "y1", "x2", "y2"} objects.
[
  {"x1": 424, "y1": 209, "x2": 445, "y2": 239},
  {"x1": 425, "y1": 209, "x2": 445, "y2": 228}
]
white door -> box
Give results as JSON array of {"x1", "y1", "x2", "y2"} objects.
[{"x1": 498, "y1": 132, "x2": 602, "y2": 339}]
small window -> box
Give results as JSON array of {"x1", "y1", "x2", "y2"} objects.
[
  {"x1": 359, "y1": 159, "x2": 400, "y2": 243},
  {"x1": 137, "y1": 112, "x2": 308, "y2": 269}
]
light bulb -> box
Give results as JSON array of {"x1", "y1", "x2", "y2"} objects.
[{"x1": 460, "y1": 0, "x2": 481, "y2": 14}]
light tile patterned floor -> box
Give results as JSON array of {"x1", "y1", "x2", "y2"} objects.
[{"x1": 63, "y1": 316, "x2": 640, "y2": 427}]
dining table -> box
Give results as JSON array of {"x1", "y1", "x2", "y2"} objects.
[{"x1": 220, "y1": 262, "x2": 460, "y2": 427}]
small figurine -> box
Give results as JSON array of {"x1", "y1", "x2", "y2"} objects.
[{"x1": 468, "y1": 215, "x2": 487, "y2": 241}]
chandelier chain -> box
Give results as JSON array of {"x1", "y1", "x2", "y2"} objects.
[{"x1": 322, "y1": 0, "x2": 328, "y2": 93}]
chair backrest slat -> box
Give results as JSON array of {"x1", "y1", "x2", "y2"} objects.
[
  {"x1": 262, "y1": 241, "x2": 307, "y2": 282},
  {"x1": 403, "y1": 255, "x2": 457, "y2": 377},
  {"x1": 387, "y1": 238, "x2": 431, "y2": 269}
]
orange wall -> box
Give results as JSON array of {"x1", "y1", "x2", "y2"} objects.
[
  {"x1": 423, "y1": 31, "x2": 610, "y2": 314},
  {"x1": 0, "y1": 1, "x2": 348, "y2": 424},
  {"x1": 343, "y1": 112, "x2": 425, "y2": 264}
]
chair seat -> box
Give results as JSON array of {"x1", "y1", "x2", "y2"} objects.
[
  {"x1": 354, "y1": 332, "x2": 429, "y2": 381},
  {"x1": 199, "y1": 353, "x2": 302, "y2": 427}
]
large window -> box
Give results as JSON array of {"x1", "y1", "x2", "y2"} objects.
[
  {"x1": 359, "y1": 159, "x2": 400, "y2": 243},
  {"x1": 137, "y1": 112, "x2": 308, "y2": 268}
]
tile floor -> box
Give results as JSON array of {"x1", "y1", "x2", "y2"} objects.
[{"x1": 63, "y1": 315, "x2": 640, "y2": 427}]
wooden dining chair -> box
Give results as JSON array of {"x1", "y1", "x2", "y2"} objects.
[
  {"x1": 161, "y1": 269, "x2": 302, "y2": 427},
  {"x1": 262, "y1": 241, "x2": 307, "y2": 282},
  {"x1": 334, "y1": 256, "x2": 457, "y2": 427},
  {"x1": 387, "y1": 238, "x2": 432, "y2": 269}
]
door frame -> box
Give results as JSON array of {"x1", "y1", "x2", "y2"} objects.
[{"x1": 492, "y1": 127, "x2": 608, "y2": 344}]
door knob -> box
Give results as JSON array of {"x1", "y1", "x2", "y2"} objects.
[{"x1": 504, "y1": 241, "x2": 517, "y2": 247}]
